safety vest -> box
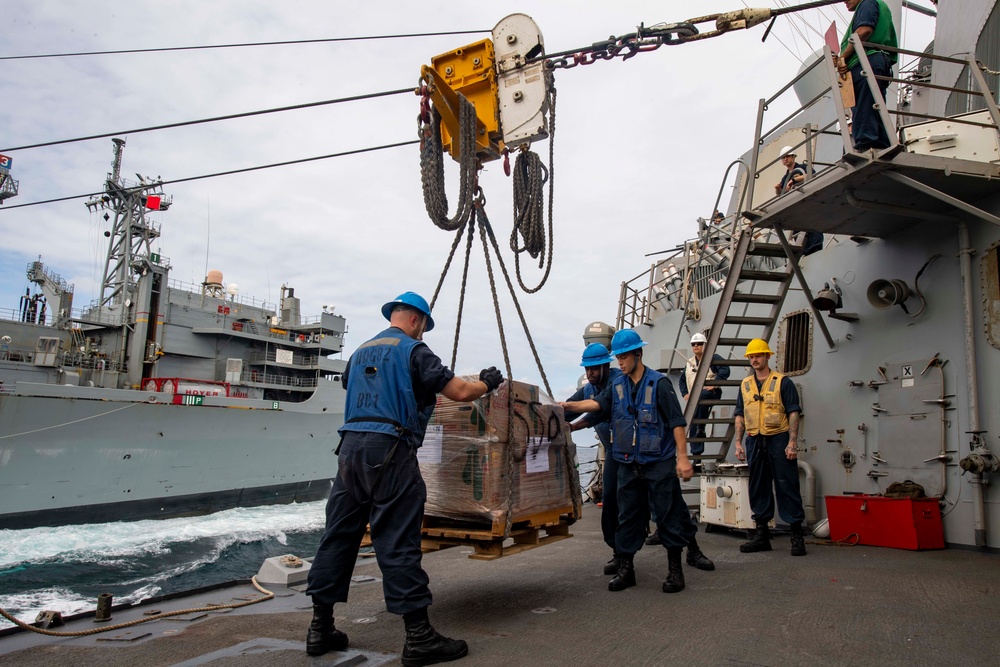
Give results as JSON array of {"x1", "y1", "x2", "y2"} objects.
[
  {"x1": 684, "y1": 356, "x2": 717, "y2": 394},
  {"x1": 610, "y1": 367, "x2": 672, "y2": 463},
  {"x1": 740, "y1": 371, "x2": 790, "y2": 436},
  {"x1": 841, "y1": 0, "x2": 898, "y2": 69},
  {"x1": 340, "y1": 327, "x2": 428, "y2": 446},
  {"x1": 583, "y1": 367, "x2": 622, "y2": 449}
]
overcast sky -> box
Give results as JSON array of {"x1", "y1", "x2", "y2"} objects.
[{"x1": 0, "y1": 1, "x2": 934, "y2": 405}]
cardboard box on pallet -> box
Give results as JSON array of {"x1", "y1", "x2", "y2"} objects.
[{"x1": 419, "y1": 378, "x2": 580, "y2": 527}]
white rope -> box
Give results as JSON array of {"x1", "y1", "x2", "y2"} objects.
[{"x1": 0, "y1": 401, "x2": 141, "y2": 439}]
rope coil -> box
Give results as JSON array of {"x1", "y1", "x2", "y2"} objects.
[
  {"x1": 0, "y1": 576, "x2": 274, "y2": 638},
  {"x1": 509, "y1": 80, "x2": 557, "y2": 293},
  {"x1": 420, "y1": 94, "x2": 479, "y2": 232}
]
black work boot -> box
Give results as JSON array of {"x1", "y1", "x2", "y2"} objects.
[
  {"x1": 740, "y1": 524, "x2": 773, "y2": 553},
  {"x1": 644, "y1": 530, "x2": 660, "y2": 546},
  {"x1": 608, "y1": 554, "x2": 636, "y2": 591},
  {"x1": 402, "y1": 606, "x2": 468, "y2": 667},
  {"x1": 305, "y1": 603, "x2": 349, "y2": 656},
  {"x1": 603, "y1": 553, "x2": 621, "y2": 575},
  {"x1": 790, "y1": 522, "x2": 807, "y2": 557},
  {"x1": 662, "y1": 548, "x2": 685, "y2": 593},
  {"x1": 685, "y1": 536, "x2": 716, "y2": 571}
]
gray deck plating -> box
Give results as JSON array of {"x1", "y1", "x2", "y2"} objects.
[{"x1": 1, "y1": 506, "x2": 996, "y2": 667}]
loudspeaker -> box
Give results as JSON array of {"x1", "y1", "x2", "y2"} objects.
[
  {"x1": 812, "y1": 286, "x2": 842, "y2": 311},
  {"x1": 866, "y1": 278, "x2": 910, "y2": 309}
]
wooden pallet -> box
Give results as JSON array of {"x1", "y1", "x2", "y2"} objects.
[{"x1": 361, "y1": 506, "x2": 575, "y2": 561}]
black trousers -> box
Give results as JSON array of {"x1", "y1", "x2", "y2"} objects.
[
  {"x1": 615, "y1": 457, "x2": 695, "y2": 554},
  {"x1": 849, "y1": 52, "x2": 893, "y2": 151},
  {"x1": 306, "y1": 433, "x2": 432, "y2": 615}
]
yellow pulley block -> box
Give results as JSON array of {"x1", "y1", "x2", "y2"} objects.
[{"x1": 421, "y1": 39, "x2": 502, "y2": 163}]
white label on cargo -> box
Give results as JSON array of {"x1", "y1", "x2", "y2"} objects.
[
  {"x1": 525, "y1": 437, "x2": 550, "y2": 473},
  {"x1": 418, "y1": 425, "x2": 443, "y2": 464}
]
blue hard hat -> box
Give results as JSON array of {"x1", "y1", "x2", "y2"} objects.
[
  {"x1": 580, "y1": 343, "x2": 612, "y2": 367},
  {"x1": 381, "y1": 291, "x2": 435, "y2": 332},
  {"x1": 609, "y1": 329, "x2": 647, "y2": 356}
]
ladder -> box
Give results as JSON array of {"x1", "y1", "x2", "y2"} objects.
[
  {"x1": 70, "y1": 326, "x2": 87, "y2": 353},
  {"x1": 682, "y1": 225, "x2": 806, "y2": 465}
]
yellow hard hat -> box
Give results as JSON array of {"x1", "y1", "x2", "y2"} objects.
[{"x1": 744, "y1": 338, "x2": 774, "y2": 357}]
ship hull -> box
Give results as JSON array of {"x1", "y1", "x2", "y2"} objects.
[{"x1": 0, "y1": 382, "x2": 345, "y2": 529}]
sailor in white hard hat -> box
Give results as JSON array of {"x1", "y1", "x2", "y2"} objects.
[{"x1": 678, "y1": 332, "x2": 730, "y2": 461}]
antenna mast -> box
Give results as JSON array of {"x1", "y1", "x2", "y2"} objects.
[{"x1": 85, "y1": 138, "x2": 172, "y2": 310}]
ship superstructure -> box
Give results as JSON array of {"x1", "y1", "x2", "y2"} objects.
[
  {"x1": 611, "y1": 0, "x2": 1000, "y2": 550},
  {"x1": 0, "y1": 139, "x2": 347, "y2": 529}
]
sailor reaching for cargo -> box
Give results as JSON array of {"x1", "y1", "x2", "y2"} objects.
[
  {"x1": 561, "y1": 329, "x2": 714, "y2": 595},
  {"x1": 733, "y1": 338, "x2": 808, "y2": 557},
  {"x1": 562, "y1": 343, "x2": 626, "y2": 576},
  {"x1": 305, "y1": 291, "x2": 503, "y2": 666}
]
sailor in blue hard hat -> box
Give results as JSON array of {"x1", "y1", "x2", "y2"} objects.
[
  {"x1": 563, "y1": 342, "x2": 624, "y2": 576},
  {"x1": 561, "y1": 328, "x2": 714, "y2": 594},
  {"x1": 380, "y1": 291, "x2": 435, "y2": 336},
  {"x1": 306, "y1": 290, "x2": 503, "y2": 665}
]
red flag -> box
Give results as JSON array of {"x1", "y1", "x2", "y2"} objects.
[{"x1": 145, "y1": 195, "x2": 161, "y2": 210}]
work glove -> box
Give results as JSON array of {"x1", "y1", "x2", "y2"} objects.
[{"x1": 479, "y1": 366, "x2": 503, "y2": 393}]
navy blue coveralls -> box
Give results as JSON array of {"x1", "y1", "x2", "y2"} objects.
[
  {"x1": 565, "y1": 367, "x2": 623, "y2": 552},
  {"x1": 306, "y1": 327, "x2": 454, "y2": 615},
  {"x1": 592, "y1": 367, "x2": 696, "y2": 555},
  {"x1": 678, "y1": 353, "x2": 730, "y2": 456},
  {"x1": 734, "y1": 376, "x2": 806, "y2": 526}
]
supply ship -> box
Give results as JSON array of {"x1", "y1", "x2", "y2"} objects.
[{"x1": 0, "y1": 138, "x2": 348, "y2": 529}]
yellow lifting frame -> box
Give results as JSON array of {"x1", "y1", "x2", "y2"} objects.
[{"x1": 421, "y1": 38, "x2": 502, "y2": 163}]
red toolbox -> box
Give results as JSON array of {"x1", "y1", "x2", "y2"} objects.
[{"x1": 824, "y1": 495, "x2": 945, "y2": 550}]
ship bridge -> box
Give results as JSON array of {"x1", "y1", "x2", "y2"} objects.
[{"x1": 741, "y1": 42, "x2": 1000, "y2": 238}]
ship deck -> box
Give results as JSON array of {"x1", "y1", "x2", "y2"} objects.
[
  {"x1": 1, "y1": 505, "x2": 997, "y2": 667},
  {"x1": 746, "y1": 149, "x2": 1000, "y2": 238}
]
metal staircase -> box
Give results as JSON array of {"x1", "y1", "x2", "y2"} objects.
[{"x1": 682, "y1": 226, "x2": 808, "y2": 465}]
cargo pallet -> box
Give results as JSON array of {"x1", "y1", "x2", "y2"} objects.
[{"x1": 362, "y1": 506, "x2": 576, "y2": 561}]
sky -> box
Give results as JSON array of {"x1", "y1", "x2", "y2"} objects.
[{"x1": 0, "y1": 1, "x2": 935, "y2": 403}]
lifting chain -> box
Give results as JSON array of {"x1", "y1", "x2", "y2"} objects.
[
  {"x1": 510, "y1": 78, "x2": 557, "y2": 294},
  {"x1": 532, "y1": 0, "x2": 847, "y2": 71},
  {"x1": 536, "y1": 22, "x2": 698, "y2": 70},
  {"x1": 419, "y1": 86, "x2": 479, "y2": 232}
]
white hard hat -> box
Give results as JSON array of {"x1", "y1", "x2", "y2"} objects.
[
  {"x1": 690, "y1": 333, "x2": 708, "y2": 344},
  {"x1": 779, "y1": 145, "x2": 795, "y2": 157}
]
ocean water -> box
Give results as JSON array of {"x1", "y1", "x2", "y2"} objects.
[
  {"x1": 0, "y1": 448, "x2": 600, "y2": 631},
  {"x1": 0, "y1": 500, "x2": 329, "y2": 630}
]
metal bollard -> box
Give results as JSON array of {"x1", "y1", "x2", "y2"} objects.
[{"x1": 94, "y1": 593, "x2": 113, "y2": 622}]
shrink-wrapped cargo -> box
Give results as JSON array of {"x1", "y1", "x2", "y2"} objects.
[{"x1": 420, "y1": 378, "x2": 581, "y2": 531}]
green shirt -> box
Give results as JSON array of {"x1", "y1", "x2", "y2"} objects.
[{"x1": 840, "y1": 0, "x2": 898, "y2": 70}]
